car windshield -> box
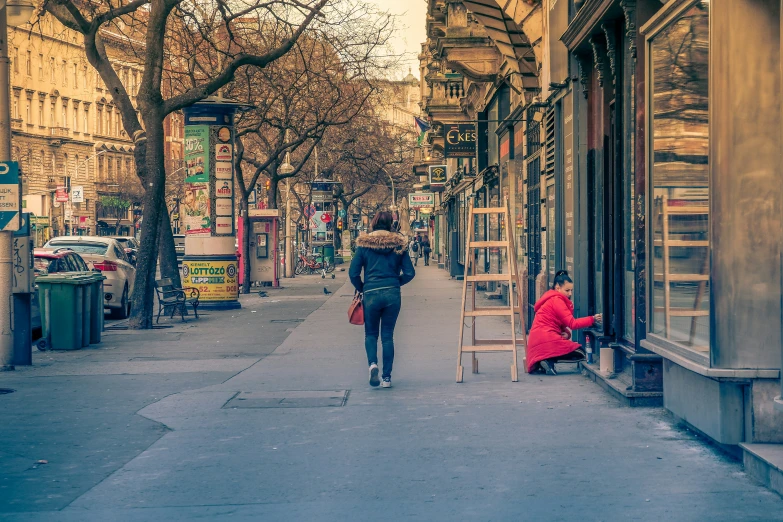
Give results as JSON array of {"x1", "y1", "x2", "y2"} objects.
[{"x1": 47, "y1": 242, "x2": 108, "y2": 255}]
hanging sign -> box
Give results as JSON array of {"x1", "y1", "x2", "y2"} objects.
[
  {"x1": 408, "y1": 192, "x2": 435, "y2": 209},
  {"x1": 55, "y1": 186, "x2": 69, "y2": 202},
  {"x1": 0, "y1": 162, "x2": 20, "y2": 231},
  {"x1": 444, "y1": 123, "x2": 477, "y2": 158},
  {"x1": 429, "y1": 165, "x2": 447, "y2": 185},
  {"x1": 71, "y1": 185, "x2": 84, "y2": 203}
]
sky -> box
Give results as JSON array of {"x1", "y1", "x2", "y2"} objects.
[{"x1": 367, "y1": 0, "x2": 426, "y2": 80}]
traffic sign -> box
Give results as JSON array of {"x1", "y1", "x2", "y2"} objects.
[
  {"x1": 0, "y1": 161, "x2": 20, "y2": 231},
  {"x1": 338, "y1": 209, "x2": 346, "y2": 218},
  {"x1": 304, "y1": 204, "x2": 316, "y2": 218}
]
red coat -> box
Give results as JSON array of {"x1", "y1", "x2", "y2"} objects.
[{"x1": 526, "y1": 290, "x2": 595, "y2": 373}]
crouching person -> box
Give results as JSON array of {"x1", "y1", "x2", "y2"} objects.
[{"x1": 527, "y1": 270, "x2": 602, "y2": 376}]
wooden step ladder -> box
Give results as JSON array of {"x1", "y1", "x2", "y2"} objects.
[{"x1": 457, "y1": 197, "x2": 527, "y2": 382}]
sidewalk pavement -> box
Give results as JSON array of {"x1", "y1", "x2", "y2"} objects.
[{"x1": 2, "y1": 266, "x2": 783, "y2": 521}]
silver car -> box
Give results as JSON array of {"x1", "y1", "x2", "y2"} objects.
[{"x1": 44, "y1": 236, "x2": 136, "y2": 319}]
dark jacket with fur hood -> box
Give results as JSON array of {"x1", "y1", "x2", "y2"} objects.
[{"x1": 349, "y1": 230, "x2": 415, "y2": 294}]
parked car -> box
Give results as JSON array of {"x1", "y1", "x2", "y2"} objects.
[
  {"x1": 173, "y1": 234, "x2": 185, "y2": 265},
  {"x1": 44, "y1": 236, "x2": 136, "y2": 319},
  {"x1": 31, "y1": 248, "x2": 93, "y2": 337},
  {"x1": 111, "y1": 236, "x2": 139, "y2": 265}
]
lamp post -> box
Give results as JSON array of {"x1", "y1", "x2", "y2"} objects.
[
  {"x1": 279, "y1": 152, "x2": 295, "y2": 278},
  {"x1": 0, "y1": 0, "x2": 36, "y2": 370}
]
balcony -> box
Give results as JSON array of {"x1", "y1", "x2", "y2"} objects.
[
  {"x1": 423, "y1": 73, "x2": 469, "y2": 123},
  {"x1": 10, "y1": 118, "x2": 23, "y2": 131},
  {"x1": 50, "y1": 126, "x2": 70, "y2": 138},
  {"x1": 96, "y1": 182, "x2": 120, "y2": 194}
]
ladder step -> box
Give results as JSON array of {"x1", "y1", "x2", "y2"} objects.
[
  {"x1": 471, "y1": 207, "x2": 506, "y2": 214},
  {"x1": 465, "y1": 308, "x2": 516, "y2": 316},
  {"x1": 652, "y1": 307, "x2": 709, "y2": 317},
  {"x1": 653, "y1": 273, "x2": 709, "y2": 282},
  {"x1": 466, "y1": 274, "x2": 512, "y2": 282},
  {"x1": 469, "y1": 241, "x2": 508, "y2": 248},
  {"x1": 462, "y1": 345, "x2": 517, "y2": 352}
]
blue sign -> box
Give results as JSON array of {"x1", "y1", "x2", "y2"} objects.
[
  {"x1": 338, "y1": 209, "x2": 346, "y2": 218},
  {"x1": 0, "y1": 162, "x2": 20, "y2": 232}
]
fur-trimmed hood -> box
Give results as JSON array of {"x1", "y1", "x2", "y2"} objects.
[{"x1": 355, "y1": 230, "x2": 408, "y2": 255}]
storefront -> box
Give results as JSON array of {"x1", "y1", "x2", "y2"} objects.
[{"x1": 638, "y1": 0, "x2": 782, "y2": 446}]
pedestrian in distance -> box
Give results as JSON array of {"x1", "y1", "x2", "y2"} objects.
[
  {"x1": 526, "y1": 270, "x2": 602, "y2": 376},
  {"x1": 349, "y1": 212, "x2": 416, "y2": 388},
  {"x1": 421, "y1": 234, "x2": 431, "y2": 266},
  {"x1": 410, "y1": 235, "x2": 421, "y2": 266}
]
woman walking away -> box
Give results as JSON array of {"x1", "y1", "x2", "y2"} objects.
[
  {"x1": 350, "y1": 212, "x2": 416, "y2": 388},
  {"x1": 421, "y1": 235, "x2": 431, "y2": 266},
  {"x1": 526, "y1": 270, "x2": 602, "y2": 376}
]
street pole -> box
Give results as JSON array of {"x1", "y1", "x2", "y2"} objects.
[
  {"x1": 285, "y1": 178, "x2": 293, "y2": 278},
  {"x1": 0, "y1": 8, "x2": 14, "y2": 369}
]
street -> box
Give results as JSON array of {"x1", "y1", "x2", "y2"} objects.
[{"x1": 1, "y1": 267, "x2": 781, "y2": 521}]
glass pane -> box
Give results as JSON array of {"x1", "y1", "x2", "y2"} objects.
[{"x1": 650, "y1": 1, "x2": 710, "y2": 352}]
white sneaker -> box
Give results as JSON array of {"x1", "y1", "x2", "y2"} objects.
[
  {"x1": 381, "y1": 377, "x2": 392, "y2": 388},
  {"x1": 369, "y1": 364, "x2": 380, "y2": 387}
]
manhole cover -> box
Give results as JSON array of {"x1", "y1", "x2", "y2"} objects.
[
  {"x1": 224, "y1": 390, "x2": 349, "y2": 409},
  {"x1": 0, "y1": 388, "x2": 15, "y2": 395},
  {"x1": 269, "y1": 319, "x2": 305, "y2": 323}
]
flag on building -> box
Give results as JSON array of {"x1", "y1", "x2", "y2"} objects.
[{"x1": 414, "y1": 116, "x2": 430, "y2": 146}]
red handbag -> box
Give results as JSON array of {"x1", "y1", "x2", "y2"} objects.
[{"x1": 348, "y1": 292, "x2": 364, "y2": 325}]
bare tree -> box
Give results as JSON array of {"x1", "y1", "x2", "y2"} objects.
[{"x1": 42, "y1": 0, "x2": 334, "y2": 328}]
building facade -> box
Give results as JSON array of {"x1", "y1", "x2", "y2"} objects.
[
  {"x1": 9, "y1": 15, "x2": 183, "y2": 243},
  {"x1": 415, "y1": 0, "x2": 783, "y2": 483}
]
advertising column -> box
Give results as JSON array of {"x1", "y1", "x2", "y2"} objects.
[{"x1": 180, "y1": 100, "x2": 243, "y2": 310}]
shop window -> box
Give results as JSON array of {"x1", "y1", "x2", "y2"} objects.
[{"x1": 649, "y1": 0, "x2": 710, "y2": 352}]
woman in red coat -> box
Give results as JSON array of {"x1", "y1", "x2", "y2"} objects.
[{"x1": 527, "y1": 270, "x2": 602, "y2": 375}]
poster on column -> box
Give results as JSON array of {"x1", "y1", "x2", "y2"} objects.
[
  {"x1": 185, "y1": 125, "x2": 210, "y2": 183},
  {"x1": 183, "y1": 183, "x2": 211, "y2": 236}
]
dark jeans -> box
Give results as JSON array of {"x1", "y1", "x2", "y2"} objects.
[
  {"x1": 363, "y1": 287, "x2": 401, "y2": 379},
  {"x1": 423, "y1": 250, "x2": 430, "y2": 265}
]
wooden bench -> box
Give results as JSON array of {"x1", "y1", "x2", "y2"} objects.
[{"x1": 154, "y1": 278, "x2": 200, "y2": 323}]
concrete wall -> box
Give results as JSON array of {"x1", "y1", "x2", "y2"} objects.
[
  {"x1": 663, "y1": 360, "x2": 743, "y2": 444},
  {"x1": 711, "y1": 0, "x2": 782, "y2": 369}
]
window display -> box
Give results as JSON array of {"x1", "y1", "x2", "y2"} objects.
[{"x1": 649, "y1": 0, "x2": 710, "y2": 352}]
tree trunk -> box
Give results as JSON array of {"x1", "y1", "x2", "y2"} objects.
[
  {"x1": 157, "y1": 204, "x2": 181, "y2": 288},
  {"x1": 267, "y1": 175, "x2": 279, "y2": 209},
  {"x1": 129, "y1": 116, "x2": 167, "y2": 329},
  {"x1": 241, "y1": 198, "x2": 252, "y2": 294}
]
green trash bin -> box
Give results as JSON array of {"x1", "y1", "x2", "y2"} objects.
[
  {"x1": 87, "y1": 273, "x2": 106, "y2": 344},
  {"x1": 36, "y1": 274, "x2": 87, "y2": 351},
  {"x1": 323, "y1": 245, "x2": 335, "y2": 265}
]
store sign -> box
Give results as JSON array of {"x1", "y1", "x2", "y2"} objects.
[
  {"x1": 181, "y1": 260, "x2": 238, "y2": 301},
  {"x1": 215, "y1": 144, "x2": 233, "y2": 161},
  {"x1": 215, "y1": 180, "x2": 233, "y2": 198},
  {"x1": 215, "y1": 198, "x2": 233, "y2": 216},
  {"x1": 184, "y1": 125, "x2": 210, "y2": 183},
  {"x1": 429, "y1": 165, "x2": 447, "y2": 185},
  {"x1": 55, "y1": 186, "x2": 69, "y2": 202},
  {"x1": 0, "y1": 162, "x2": 20, "y2": 231},
  {"x1": 214, "y1": 216, "x2": 233, "y2": 235},
  {"x1": 409, "y1": 192, "x2": 435, "y2": 208},
  {"x1": 215, "y1": 162, "x2": 232, "y2": 180},
  {"x1": 71, "y1": 185, "x2": 84, "y2": 203},
  {"x1": 444, "y1": 123, "x2": 476, "y2": 158}
]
